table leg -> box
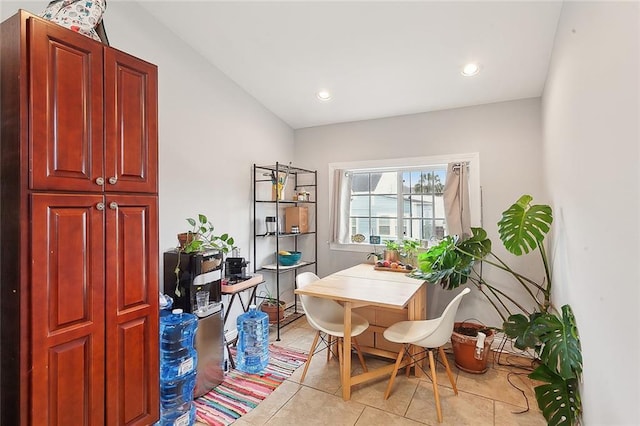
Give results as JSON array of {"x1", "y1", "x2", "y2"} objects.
[{"x1": 342, "y1": 301, "x2": 352, "y2": 401}]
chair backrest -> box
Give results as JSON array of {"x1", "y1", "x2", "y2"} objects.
[
  {"x1": 296, "y1": 271, "x2": 320, "y2": 289},
  {"x1": 295, "y1": 272, "x2": 346, "y2": 333},
  {"x1": 420, "y1": 287, "x2": 471, "y2": 348}
]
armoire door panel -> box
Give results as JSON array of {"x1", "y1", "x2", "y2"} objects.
[
  {"x1": 105, "y1": 194, "x2": 158, "y2": 425},
  {"x1": 115, "y1": 317, "x2": 153, "y2": 425},
  {"x1": 104, "y1": 48, "x2": 158, "y2": 194},
  {"x1": 48, "y1": 336, "x2": 92, "y2": 425},
  {"x1": 30, "y1": 193, "x2": 105, "y2": 424},
  {"x1": 29, "y1": 18, "x2": 104, "y2": 192}
]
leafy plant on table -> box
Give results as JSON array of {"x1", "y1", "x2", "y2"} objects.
[
  {"x1": 399, "y1": 237, "x2": 422, "y2": 266},
  {"x1": 383, "y1": 239, "x2": 400, "y2": 251},
  {"x1": 410, "y1": 195, "x2": 583, "y2": 425}
]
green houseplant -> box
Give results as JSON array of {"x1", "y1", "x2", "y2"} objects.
[
  {"x1": 258, "y1": 289, "x2": 285, "y2": 323},
  {"x1": 411, "y1": 195, "x2": 582, "y2": 425},
  {"x1": 383, "y1": 239, "x2": 400, "y2": 262},
  {"x1": 174, "y1": 214, "x2": 236, "y2": 295},
  {"x1": 399, "y1": 238, "x2": 421, "y2": 266}
]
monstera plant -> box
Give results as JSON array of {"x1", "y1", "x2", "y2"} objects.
[{"x1": 411, "y1": 195, "x2": 583, "y2": 425}]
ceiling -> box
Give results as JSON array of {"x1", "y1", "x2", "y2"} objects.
[{"x1": 137, "y1": 1, "x2": 563, "y2": 129}]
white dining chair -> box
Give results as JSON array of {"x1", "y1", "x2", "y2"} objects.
[
  {"x1": 382, "y1": 287, "x2": 471, "y2": 423},
  {"x1": 296, "y1": 271, "x2": 370, "y2": 382}
]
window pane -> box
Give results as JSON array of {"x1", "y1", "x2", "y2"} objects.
[
  {"x1": 376, "y1": 218, "x2": 398, "y2": 240},
  {"x1": 371, "y1": 195, "x2": 397, "y2": 217},
  {"x1": 403, "y1": 218, "x2": 425, "y2": 240},
  {"x1": 351, "y1": 173, "x2": 370, "y2": 193},
  {"x1": 350, "y1": 194, "x2": 370, "y2": 217},
  {"x1": 371, "y1": 172, "x2": 397, "y2": 194},
  {"x1": 352, "y1": 217, "x2": 371, "y2": 238}
]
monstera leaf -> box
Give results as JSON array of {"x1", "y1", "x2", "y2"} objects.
[
  {"x1": 503, "y1": 312, "x2": 542, "y2": 350},
  {"x1": 498, "y1": 195, "x2": 552, "y2": 255},
  {"x1": 534, "y1": 305, "x2": 583, "y2": 379},
  {"x1": 414, "y1": 229, "x2": 490, "y2": 290},
  {"x1": 529, "y1": 363, "x2": 582, "y2": 425}
]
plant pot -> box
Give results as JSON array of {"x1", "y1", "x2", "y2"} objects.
[
  {"x1": 260, "y1": 300, "x2": 286, "y2": 323},
  {"x1": 383, "y1": 249, "x2": 400, "y2": 262},
  {"x1": 177, "y1": 232, "x2": 196, "y2": 249},
  {"x1": 451, "y1": 322, "x2": 495, "y2": 374}
]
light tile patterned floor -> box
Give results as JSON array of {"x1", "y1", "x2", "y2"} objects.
[{"x1": 198, "y1": 318, "x2": 546, "y2": 425}]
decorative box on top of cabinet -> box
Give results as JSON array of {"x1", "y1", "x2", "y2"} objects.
[{"x1": 0, "y1": 10, "x2": 159, "y2": 426}]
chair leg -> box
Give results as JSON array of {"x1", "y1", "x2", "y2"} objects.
[
  {"x1": 439, "y1": 346, "x2": 458, "y2": 395},
  {"x1": 429, "y1": 349, "x2": 443, "y2": 423},
  {"x1": 300, "y1": 330, "x2": 321, "y2": 383},
  {"x1": 352, "y1": 337, "x2": 368, "y2": 373},
  {"x1": 327, "y1": 335, "x2": 333, "y2": 361},
  {"x1": 384, "y1": 344, "x2": 406, "y2": 400}
]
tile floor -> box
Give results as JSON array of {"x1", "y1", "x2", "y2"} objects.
[{"x1": 199, "y1": 317, "x2": 546, "y2": 426}]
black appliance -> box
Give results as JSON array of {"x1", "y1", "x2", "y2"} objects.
[
  {"x1": 163, "y1": 248, "x2": 225, "y2": 396},
  {"x1": 164, "y1": 249, "x2": 223, "y2": 312},
  {"x1": 225, "y1": 257, "x2": 250, "y2": 282}
]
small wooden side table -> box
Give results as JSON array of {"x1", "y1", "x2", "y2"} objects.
[{"x1": 221, "y1": 274, "x2": 264, "y2": 368}]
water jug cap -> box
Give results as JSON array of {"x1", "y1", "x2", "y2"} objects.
[
  {"x1": 172, "y1": 308, "x2": 183, "y2": 314},
  {"x1": 249, "y1": 304, "x2": 257, "y2": 310}
]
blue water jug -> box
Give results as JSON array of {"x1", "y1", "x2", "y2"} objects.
[
  {"x1": 236, "y1": 304, "x2": 269, "y2": 374},
  {"x1": 160, "y1": 370, "x2": 197, "y2": 410},
  {"x1": 160, "y1": 309, "x2": 198, "y2": 381},
  {"x1": 159, "y1": 401, "x2": 196, "y2": 426}
]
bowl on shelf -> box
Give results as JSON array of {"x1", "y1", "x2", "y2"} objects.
[{"x1": 277, "y1": 251, "x2": 302, "y2": 266}]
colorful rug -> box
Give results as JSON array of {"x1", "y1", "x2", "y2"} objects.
[{"x1": 194, "y1": 345, "x2": 308, "y2": 425}]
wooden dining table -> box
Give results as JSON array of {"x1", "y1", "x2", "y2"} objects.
[{"x1": 294, "y1": 263, "x2": 427, "y2": 401}]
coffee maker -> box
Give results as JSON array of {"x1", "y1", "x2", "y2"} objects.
[{"x1": 225, "y1": 257, "x2": 250, "y2": 283}]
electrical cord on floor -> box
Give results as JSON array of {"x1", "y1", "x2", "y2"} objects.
[{"x1": 437, "y1": 336, "x2": 537, "y2": 415}]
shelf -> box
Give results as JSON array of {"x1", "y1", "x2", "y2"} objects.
[
  {"x1": 255, "y1": 199, "x2": 316, "y2": 204},
  {"x1": 255, "y1": 164, "x2": 315, "y2": 174},
  {"x1": 256, "y1": 231, "x2": 316, "y2": 238},
  {"x1": 253, "y1": 162, "x2": 317, "y2": 341},
  {"x1": 259, "y1": 261, "x2": 315, "y2": 272}
]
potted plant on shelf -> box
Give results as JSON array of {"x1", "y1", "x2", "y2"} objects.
[
  {"x1": 173, "y1": 214, "x2": 236, "y2": 295},
  {"x1": 410, "y1": 195, "x2": 583, "y2": 425},
  {"x1": 258, "y1": 289, "x2": 285, "y2": 323}
]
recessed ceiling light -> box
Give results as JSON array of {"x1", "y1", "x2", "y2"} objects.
[
  {"x1": 316, "y1": 90, "x2": 332, "y2": 101},
  {"x1": 461, "y1": 63, "x2": 480, "y2": 77}
]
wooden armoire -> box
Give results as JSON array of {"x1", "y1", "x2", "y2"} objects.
[{"x1": 0, "y1": 10, "x2": 159, "y2": 425}]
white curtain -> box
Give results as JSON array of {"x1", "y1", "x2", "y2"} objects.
[
  {"x1": 443, "y1": 162, "x2": 471, "y2": 239},
  {"x1": 330, "y1": 169, "x2": 352, "y2": 244}
]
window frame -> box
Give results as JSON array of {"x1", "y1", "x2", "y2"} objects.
[{"x1": 328, "y1": 152, "x2": 481, "y2": 253}]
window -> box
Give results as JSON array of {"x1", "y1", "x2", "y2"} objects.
[{"x1": 329, "y1": 153, "x2": 481, "y2": 252}]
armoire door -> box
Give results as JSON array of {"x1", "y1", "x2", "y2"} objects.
[
  {"x1": 30, "y1": 193, "x2": 106, "y2": 425},
  {"x1": 29, "y1": 17, "x2": 104, "y2": 192},
  {"x1": 104, "y1": 49, "x2": 158, "y2": 194},
  {"x1": 105, "y1": 194, "x2": 159, "y2": 425}
]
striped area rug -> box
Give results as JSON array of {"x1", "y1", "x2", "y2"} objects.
[{"x1": 194, "y1": 345, "x2": 308, "y2": 425}]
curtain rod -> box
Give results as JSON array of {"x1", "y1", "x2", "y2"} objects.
[{"x1": 452, "y1": 162, "x2": 469, "y2": 170}]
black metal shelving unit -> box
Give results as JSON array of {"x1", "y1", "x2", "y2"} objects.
[{"x1": 253, "y1": 163, "x2": 318, "y2": 340}]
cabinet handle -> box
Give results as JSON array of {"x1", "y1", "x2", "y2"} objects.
[
  {"x1": 109, "y1": 202, "x2": 118, "y2": 210},
  {"x1": 95, "y1": 177, "x2": 104, "y2": 185},
  {"x1": 96, "y1": 202, "x2": 105, "y2": 211},
  {"x1": 108, "y1": 176, "x2": 118, "y2": 185}
]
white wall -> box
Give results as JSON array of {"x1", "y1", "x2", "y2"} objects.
[
  {"x1": 1, "y1": 1, "x2": 295, "y2": 325},
  {"x1": 294, "y1": 98, "x2": 547, "y2": 326},
  {"x1": 542, "y1": 2, "x2": 640, "y2": 424}
]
